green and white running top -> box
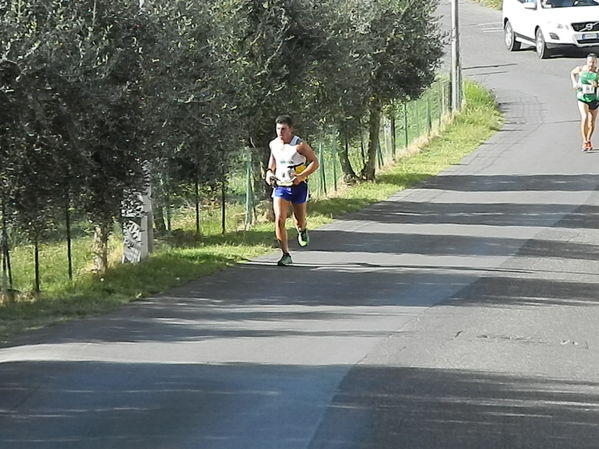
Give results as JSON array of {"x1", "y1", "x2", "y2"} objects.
[{"x1": 577, "y1": 70, "x2": 598, "y2": 103}]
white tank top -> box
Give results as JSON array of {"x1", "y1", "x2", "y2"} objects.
[{"x1": 271, "y1": 136, "x2": 307, "y2": 186}]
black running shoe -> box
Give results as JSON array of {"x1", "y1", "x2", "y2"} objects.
[{"x1": 277, "y1": 253, "x2": 293, "y2": 266}]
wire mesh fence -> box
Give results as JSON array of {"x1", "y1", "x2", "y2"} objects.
[
  {"x1": 240, "y1": 77, "x2": 451, "y2": 224},
  {"x1": 0, "y1": 77, "x2": 452, "y2": 294}
]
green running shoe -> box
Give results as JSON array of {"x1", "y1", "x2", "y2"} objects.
[
  {"x1": 277, "y1": 253, "x2": 293, "y2": 266},
  {"x1": 297, "y1": 229, "x2": 310, "y2": 247}
]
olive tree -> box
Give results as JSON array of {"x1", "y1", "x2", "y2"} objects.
[
  {"x1": 210, "y1": 0, "x2": 336, "y2": 200},
  {"x1": 356, "y1": 0, "x2": 445, "y2": 180}
]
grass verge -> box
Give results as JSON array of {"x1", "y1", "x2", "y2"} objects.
[
  {"x1": 473, "y1": 0, "x2": 501, "y2": 10},
  {"x1": 0, "y1": 80, "x2": 502, "y2": 343}
]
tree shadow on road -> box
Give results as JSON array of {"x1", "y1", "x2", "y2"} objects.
[{"x1": 2, "y1": 361, "x2": 599, "y2": 449}]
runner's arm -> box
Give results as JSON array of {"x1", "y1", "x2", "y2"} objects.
[
  {"x1": 571, "y1": 66, "x2": 581, "y2": 89},
  {"x1": 265, "y1": 153, "x2": 276, "y2": 185},
  {"x1": 294, "y1": 142, "x2": 319, "y2": 184}
]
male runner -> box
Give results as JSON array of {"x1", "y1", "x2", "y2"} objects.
[
  {"x1": 571, "y1": 53, "x2": 599, "y2": 151},
  {"x1": 265, "y1": 115, "x2": 319, "y2": 266}
]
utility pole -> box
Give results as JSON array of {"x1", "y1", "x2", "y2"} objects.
[{"x1": 451, "y1": 0, "x2": 462, "y2": 111}]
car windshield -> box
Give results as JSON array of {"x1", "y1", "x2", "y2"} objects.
[{"x1": 542, "y1": 0, "x2": 599, "y2": 7}]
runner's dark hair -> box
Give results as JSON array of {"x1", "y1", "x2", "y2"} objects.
[{"x1": 275, "y1": 114, "x2": 293, "y2": 127}]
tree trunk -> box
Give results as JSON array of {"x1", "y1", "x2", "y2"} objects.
[
  {"x1": 152, "y1": 176, "x2": 167, "y2": 235},
  {"x1": 194, "y1": 173, "x2": 200, "y2": 235},
  {"x1": 221, "y1": 165, "x2": 226, "y2": 235},
  {"x1": 92, "y1": 223, "x2": 110, "y2": 275},
  {"x1": 165, "y1": 188, "x2": 172, "y2": 232},
  {"x1": 390, "y1": 114, "x2": 397, "y2": 160},
  {"x1": 33, "y1": 237, "x2": 40, "y2": 294},
  {"x1": 250, "y1": 133, "x2": 272, "y2": 201},
  {"x1": 359, "y1": 117, "x2": 366, "y2": 165},
  {"x1": 337, "y1": 123, "x2": 358, "y2": 184},
  {"x1": 1, "y1": 225, "x2": 8, "y2": 302},
  {"x1": 65, "y1": 199, "x2": 73, "y2": 281},
  {"x1": 153, "y1": 203, "x2": 167, "y2": 234},
  {"x1": 361, "y1": 98, "x2": 383, "y2": 181},
  {"x1": 1, "y1": 198, "x2": 13, "y2": 301}
]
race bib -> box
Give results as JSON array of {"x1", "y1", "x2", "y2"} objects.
[
  {"x1": 276, "y1": 169, "x2": 294, "y2": 186},
  {"x1": 581, "y1": 83, "x2": 596, "y2": 95}
]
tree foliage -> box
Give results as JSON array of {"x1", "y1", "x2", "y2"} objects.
[{"x1": 0, "y1": 0, "x2": 445, "y2": 280}]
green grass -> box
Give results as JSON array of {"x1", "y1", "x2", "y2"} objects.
[
  {"x1": 0, "y1": 80, "x2": 502, "y2": 343},
  {"x1": 473, "y1": 0, "x2": 501, "y2": 10}
]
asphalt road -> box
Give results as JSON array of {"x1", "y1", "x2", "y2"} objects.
[{"x1": 3, "y1": 1, "x2": 599, "y2": 448}]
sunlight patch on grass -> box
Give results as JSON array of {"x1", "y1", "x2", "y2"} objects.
[{"x1": 472, "y1": 0, "x2": 501, "y2": 10}]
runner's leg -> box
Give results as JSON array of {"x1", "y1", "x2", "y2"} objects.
[
  {"x1": 292, "y1": 202, "x2": 307, "y2": 233},
  {"x1": 578, "y1": 101, "x2": 590, "y2": 147},
  {"x1": 589, "y1": 107, "x2": 599, "y2": 147},
  {"x1": 273, "y1": 196, "x2": 290, "y2": 254}
]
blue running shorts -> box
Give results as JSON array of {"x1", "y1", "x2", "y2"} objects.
[{"x1": 272, "y1": 182, "x2": 309, "y2": 204}]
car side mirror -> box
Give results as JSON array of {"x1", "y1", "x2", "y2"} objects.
[{"x1": 524, "y1": 1, "x2": 537, "y2": 9}]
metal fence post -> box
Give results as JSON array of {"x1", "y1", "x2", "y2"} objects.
[
  {"x1": 244, "y1": 153, "x2": 253, "y2": 229},
  {"x1": 403, "y1": 103, "x2": 409, "y2": 149},
  {"x1": 427, "y1": 96, "x2": 432, "y2": 134},
  {"x1": 332, "y1": 140, "x2": 338, "y2": 192}
]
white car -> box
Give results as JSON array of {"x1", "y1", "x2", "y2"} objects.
[{"x1": 503, "y1": 0, "x2": 599, "y2": 58}]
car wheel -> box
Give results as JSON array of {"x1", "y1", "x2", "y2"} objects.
[
  {"x1": 535, "y1": 28, "x2": 551, "y2": 59},
  {"x1": 504, "y1": 21, "x2": 521, "y2": 51}
]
